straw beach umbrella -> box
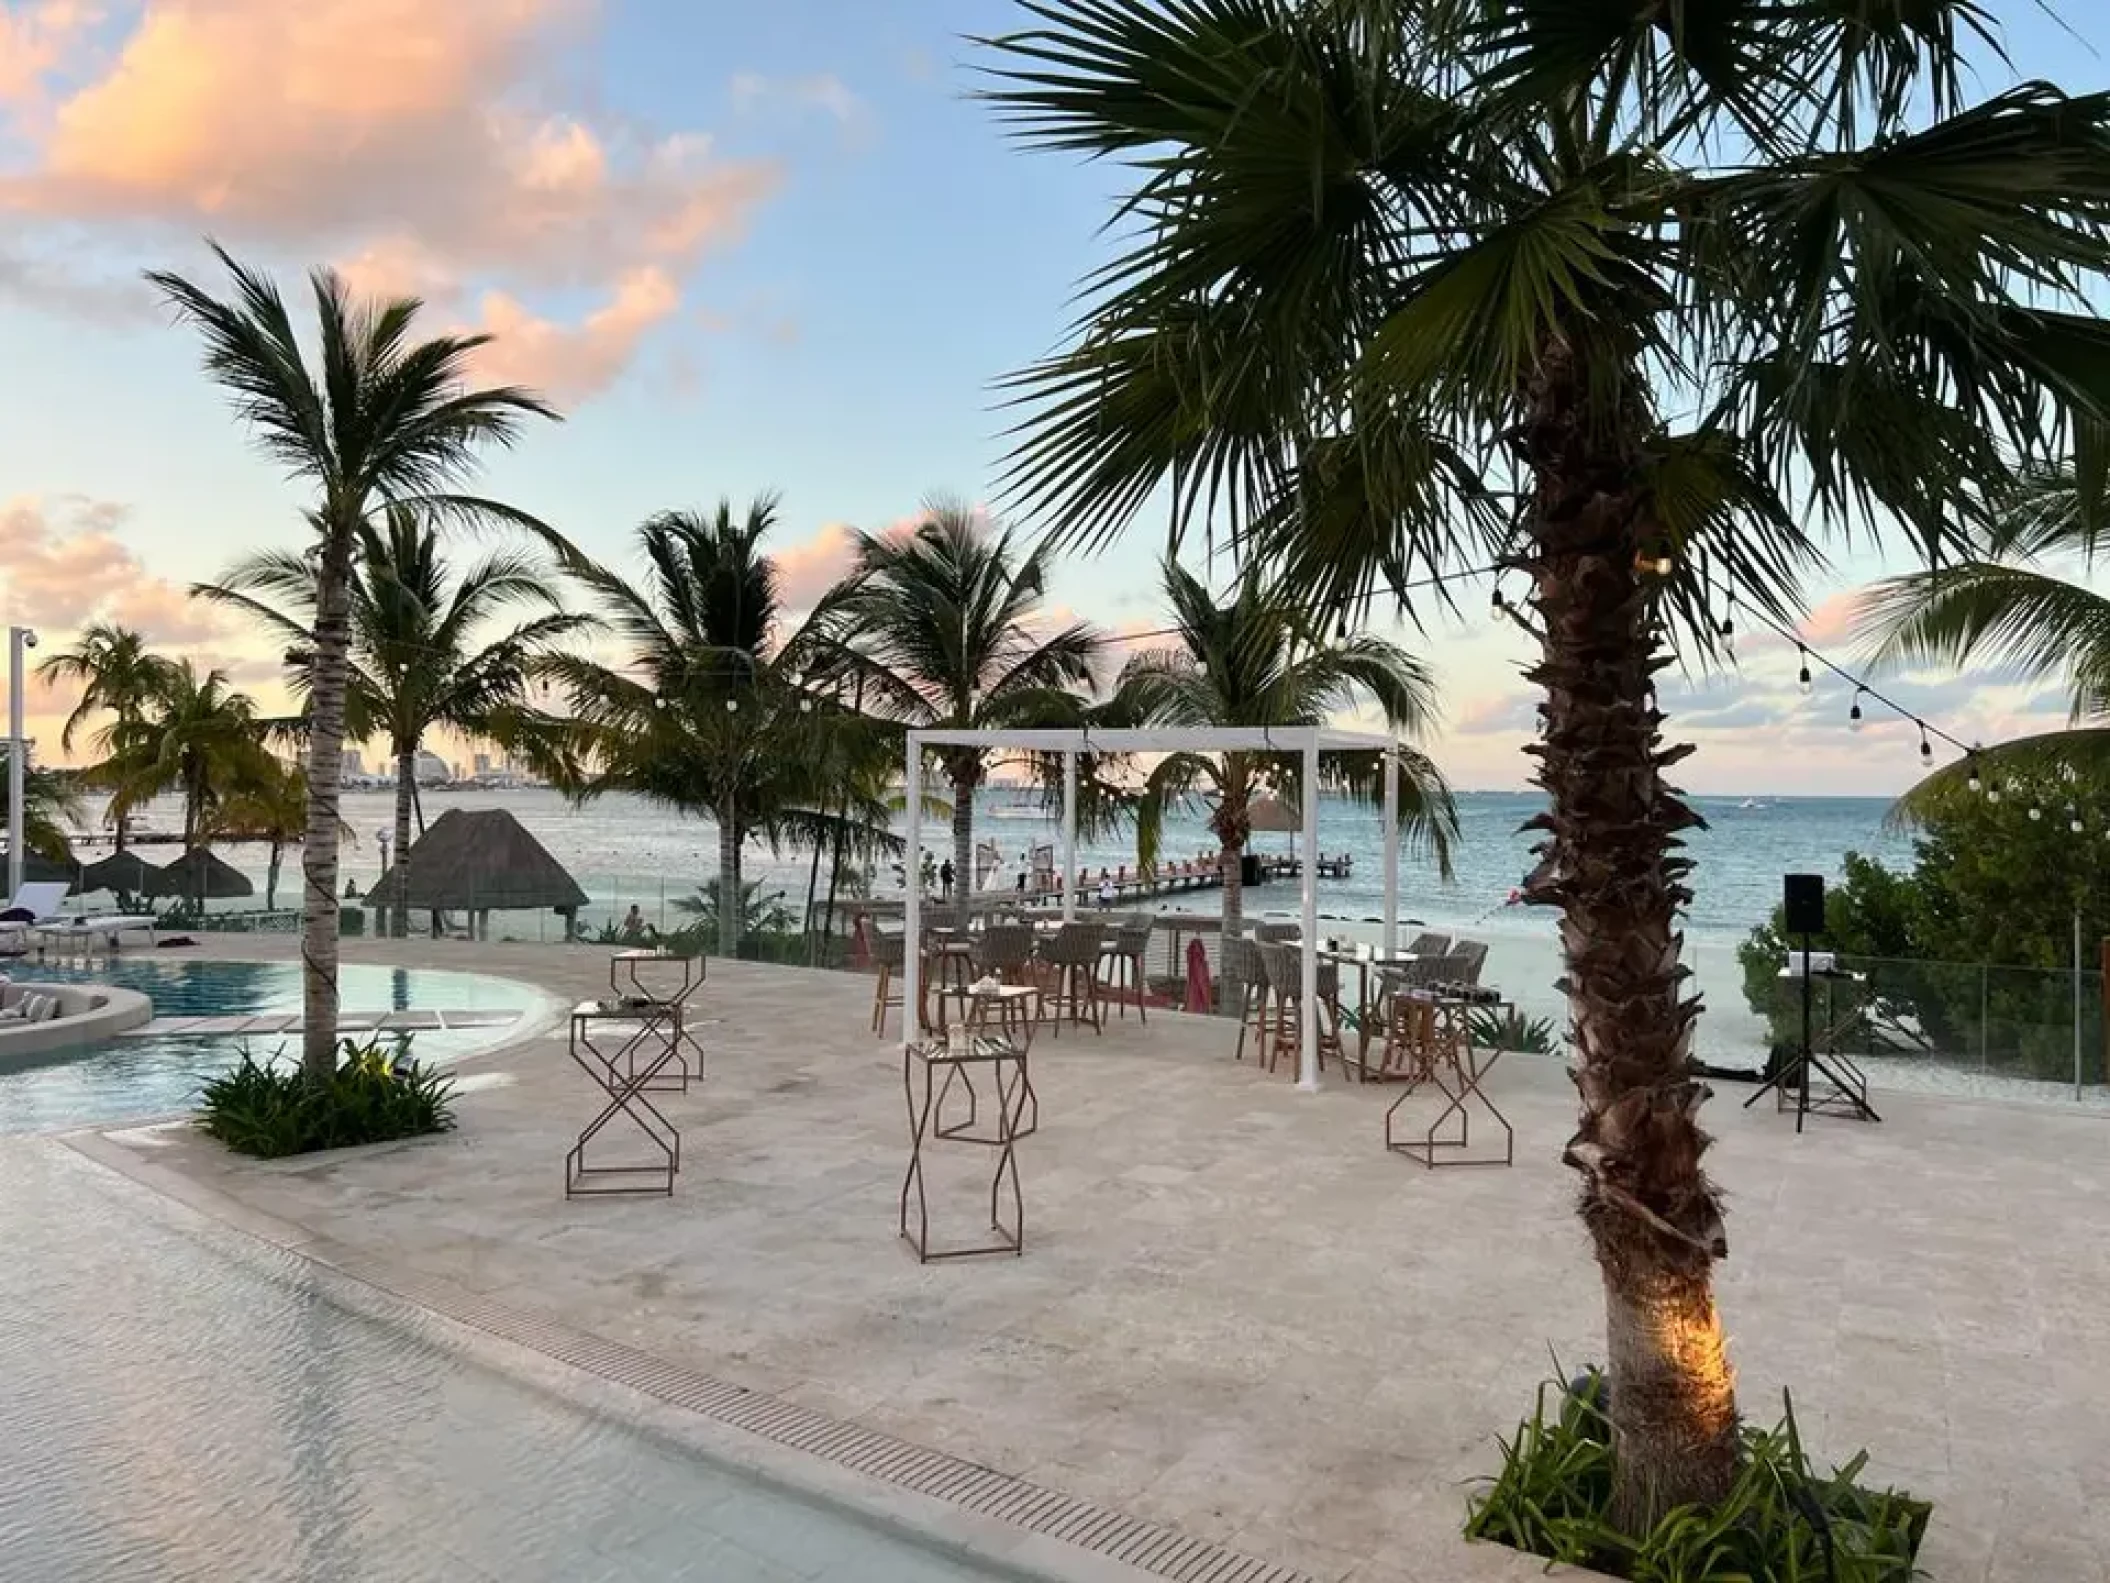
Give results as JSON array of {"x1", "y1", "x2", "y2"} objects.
[{"x1": 364, "y1": 808, "x2": 587, "y2": 939}]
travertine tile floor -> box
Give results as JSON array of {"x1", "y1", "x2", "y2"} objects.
[{"x1": 95, "y1": 936, "x2": 2110, "y2": 1582}]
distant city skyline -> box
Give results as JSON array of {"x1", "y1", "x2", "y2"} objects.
[{"x1": 0, "y1": 0, "x2": 2098, "y2": 796}]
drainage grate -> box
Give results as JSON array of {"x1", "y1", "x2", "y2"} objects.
[{"x1": 318, "y1": 1252, "x2": 1315, "y2": 1583}]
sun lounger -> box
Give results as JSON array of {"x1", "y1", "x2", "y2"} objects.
[
  {"x1": 33, "y1": 914, "x2": 158, "y2": 952},
  {"x1": 0, "y1": 881, "x2": 74, "y2": 954}
]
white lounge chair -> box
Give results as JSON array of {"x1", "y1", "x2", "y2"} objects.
[
  {"x1": 34, "y1": 912, "x2": 158, "y2": 953},
  {"x1": 0, "y1": 881, "x2": 74, "y2": 954}
]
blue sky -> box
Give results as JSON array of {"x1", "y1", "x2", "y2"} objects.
[{"x1": 0, "y1": 0, "x2": 2102, "y2": 793}]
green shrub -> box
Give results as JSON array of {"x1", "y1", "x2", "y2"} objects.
[
  {"x1": 197, "y1": 1036, "x2": 456, "y2": 1159},
  {"x1": 1469, "y1": 1006, "x2": 1558, "y2": 1055},
  {"x1": 1466, "y1": 1368, "x2": 1929, "y2": 1581}
]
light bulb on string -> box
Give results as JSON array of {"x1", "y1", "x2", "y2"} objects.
[
  {"x1": 1848, "y1": 688, "x2": 1865, "y2": 730},
  {"x1": 1988, "y1": 780, "x2": 2003, "y2": 804},
  {"x1": 1966, "y1": 754, "x2": 1983, "y2": 794},
  {"x1": 2070, "y1": 806, "x2": 2084, "y2": 834},
  {"x1": 1491, "y1": 585, "x2": 1507, "y2": 615},
  {"x1": 1797, "y1": 647, "x2": 1812, "y2": 693},
  {"x1": 725, "y1": 698, "x2": 739, "y2": 714},
  {"x1": 1918, "y1": 725, "x2": 1933, "y2": 765},
  {"x1": 2030, "y1": 803, "x2": 2044, "y2": 822},
  {"x1": 798, "y1": 698, "x2": 813, "y2": 714}
]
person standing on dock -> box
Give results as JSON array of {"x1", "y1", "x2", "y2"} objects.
[{"x1": 939, "y1": 858, "x2": 956, "y2": 901}]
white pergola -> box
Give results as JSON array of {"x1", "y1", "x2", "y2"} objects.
[{"x1": 902, "y1": 727, "x2": 1411, "y2": 1091}]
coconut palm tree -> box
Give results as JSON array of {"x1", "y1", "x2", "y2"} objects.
[
  {"x1": 1121, "y1": 559, "x2": 1455, "y2": 935},
  {"x1": 839, "y1": 501, "x2": 1106, "y2": 911},
  {"x1": 149, "y1": 245, "x2": 557, "y2": 1076},
  {"x1": 0, "y1": 749, "x2": 85, "y2": 867},
  {"x1": 34, "y1": 622, "x2": 178, "y2": 847},
  {"x1": 981, "y1": 2, "x2": 2110, "y2": 1523},
  {"x1": 544, "y1": 496, "x2": 893, "y2": 957},
  {"x1": 92, "y1": 661, "x2": 276, "y2": 910},
  {"x1": 1860, "y1": 462, "x2": 2110, "y2": 802},
  {"x1": 195, "y1": 506, "x2": 592, "y2": 936},
  {"x1": 209, "y1": 758, "x2": 315, "y2": 912}
]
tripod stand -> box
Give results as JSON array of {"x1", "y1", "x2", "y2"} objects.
[{"x1": 1742, "y1": 933, "x2": 1881, "y2": 1131}]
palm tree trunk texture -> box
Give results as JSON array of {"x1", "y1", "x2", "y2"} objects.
[
  {"x1": 1219, "y1": 840, "x2": 1244, "y2": 936},
  {"x1": 266, "y1": 841, "x2": 281, "y2": 912},
  {"x1": 950, "y1": 764, "x2": 976, "y2": 921},
  {"x1": 392, "y1": 747, "x2": 415, "y2": 939},
  {"x1": 716, "y1": 813, "x2": 740, "y2": 958},
  {"x1": 1522, "y1": 338, "x2": 1735, "y2": 1528},
  {"x1": 298, "y1": 527, "x2": 357, "y2": 1078}
]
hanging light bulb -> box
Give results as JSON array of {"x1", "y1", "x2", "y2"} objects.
[
  {"x1": 1988, "y1": 780, "x2": 2004, "y2": 803},
  {"x1": 798, "y1": 697, "x2": 813, "y2": 714},
  {"x1": 1491, "y1": 585, "x2": 1507, "y2": 615},
  {"x1": 1194, "y1": 660, "x2": 1208, "y2": 679},
  {"x1": 2029, "y1": 803, "x2": 2044, "y2": 822},
  {"x1": 1848, "y1": 688, "x2": 1864, "y2": 730},
  {"x1": 1966, "y1": 754, "x2": 1983, "y2": 794},
  {"x1": 725, "y1": 698, "x2": 739, "y2": 714},
  {"x1": 1797, "y1": 648, "x2": 1812, "y2": 693},
  {"x1": 2070, "y1": 808, "x2": 2084, "y2": 834},
  {"x1": 1918, "y1": 725, "x2": 1933, "y2": 765},
  {"x1": 1635, "y1": 550, "x2": 1674, "y2": 576}
]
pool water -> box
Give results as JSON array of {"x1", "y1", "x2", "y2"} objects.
[{"x1": 0, "y1": 961, "x2": 553, "y2": 1136}]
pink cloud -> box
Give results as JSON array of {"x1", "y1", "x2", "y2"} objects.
[
  {"x1": 0, "y1": 494, "x2": 236, "y2": 648},
  {"x1": 0, "y1": 0, "x2": 782, "y2": 400},
  {"x1": 774, "y1": 520, "x2": 859, "y2": 611}
]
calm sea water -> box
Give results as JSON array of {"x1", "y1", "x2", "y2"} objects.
[{"x1": 136, "y1": 785, "x2": 1910, "y2": 948}]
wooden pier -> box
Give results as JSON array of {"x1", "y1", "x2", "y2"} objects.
[{"x1": 852, "y1": 854, "x2": 1314, "y2": 922}]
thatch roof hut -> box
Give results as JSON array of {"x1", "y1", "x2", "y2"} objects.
[
  {"x1": 365, "y1": 808, "x2": 588, "y2": 917},
  {"x1": 82, "y1": 850, "x2": 159, "y2": 895},
  {"x1": 147, "y1": 847, "x2": 255, "y2": 901}
]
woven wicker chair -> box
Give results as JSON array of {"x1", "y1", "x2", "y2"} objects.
[
  {"x1": 1099, "y1": 914, "x2": 1157, "y2": 1022},
  {"x1": 1445, "y1": 939, "x2": 1490, "y2": 986},
  {"x1": 1374, "y1": 975, "x2": 1456, "y2": 1085},
  {"x1": 1220, "y1": 936, "x2": 1271, "y2": 1063},
  {"x1": 1038, "y1": 921, "x2": 1107, "y2": 1034},
  {"x1": 974, "y1": 923, "x2": 1038, "y2": 984},
  {"x1": 1258, "y1": 942, "x2": 1341, "y2": 1077},
  {"x1": 1403, "y1": 931, "x2": 1451, "y2": 960},
  {"x1": 869, "y1": 932, "x2": 906, "y2": 1037}
]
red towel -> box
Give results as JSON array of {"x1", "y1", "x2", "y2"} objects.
[{"x1": 1184, "y1": 938, "x2": 1212, "y2": 1014}]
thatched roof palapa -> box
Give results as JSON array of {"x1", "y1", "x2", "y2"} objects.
[
  {"x1": 366, "y1": 808, "x2": 588, "y2": 913},
  {"x1": 147, "y1": 848, "x2": 255, "y2": 900},
  {"x1": 82, "y1": 850, "x2": 159, "y2": 894}
]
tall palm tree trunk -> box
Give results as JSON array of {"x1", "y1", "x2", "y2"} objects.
[
  {"x1": 1524, "y1": 339, "x2": 1734, "y2": 1529},
  {"x1": 266, "y1": 840, "x2": 282, "y2": 911},
  {"x1": 1219, "y1": 840, "x2": 1245, "y2": 935},
  {"x1": 716, "y1": 809, "x2": 740, "y2": 957},
  {"x1": 299, "y1": 529, "x2": 356, "y2": 1079},
  {"x1": 950, "y1": 767, "x2": 976, "y2": 920},
  {"x1": 392, "y1": 747, "x2": 416, "y2": 939}
]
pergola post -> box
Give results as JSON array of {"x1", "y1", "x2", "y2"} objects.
[
  {"x1": 1381, "y1": 745, "x2": 1400, "y2": 957},
  {"x1": 1061, "y1": 750, "x2": 1078, "y2": 923},
  {"x1": 1299, "y1": 733, "x2": 1320, "y2": 1092},
  {"x1": 903, "y1": 737, "x2": 923, "y2": 1046}
]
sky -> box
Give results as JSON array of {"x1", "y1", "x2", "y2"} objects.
[{"x1": 0, "y1": 0, "x2": 2102, "y2": 796}]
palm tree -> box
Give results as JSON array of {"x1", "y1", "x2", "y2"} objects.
[
  {"x1": 196, "y1": 506, "x2": 591, "y2": 936},
  {"x1": 1121, "y1": 559, "x2": 1455, "y2": 935},
  {"x1": 980, "y1": 3, "x2": 2110, "y2": 1523},
  {"x1": 92, "y1": 661, "x2": 276, "y2": 910},
  {"x1": 0, "y1": 750, "x2": 84, "y2": 867},
  {"x1": 209, "y1": 758, "x2": 313, "y2": 911},
  {"x1": 840, "y1": 501, "x2": 1105, "y2": 910},
  {"x1": 35, "y1": 622, "x2": 178, "y2": 847},
  {"x1": 149, "y1": 245, "x2": 556, "y2": 1076},
  {"x1": 545, "y1": 497, "x2": 891, "y2": 957},
  {"x1": 1860, "y1": 462, "x2": 2110, "y2": 801}
]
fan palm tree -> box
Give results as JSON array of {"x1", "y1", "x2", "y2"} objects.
[
  {"x1": 34, "y1": 622, "x2": 178, "y2": 847},
  {"x1": 839, "y1": 501, "x2": 1106, "y2": 910},
  {"x1": 981, "y1": 1, "x2": 2110, "y2": 1523},
  {"x1": 91, "y1": 661, "x2": 276, "y2": 910},
  {"x1": 544, "y1": 496, "x2": 893, "y2": 957},
  {"x1": 195, "y1": 506, "x2": 591, "y2": 936},
  {"x1": 1860, "y1": 462, "x2": 2110, "y2": 804},
  {"x1": 149, "y1": 245, "x2": 557, "y2": 1075},
  {"x1": 1122, "y1": 559, "x2": 1455, "y2": 935}
]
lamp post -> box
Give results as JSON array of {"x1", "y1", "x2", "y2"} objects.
[
  {"x1": 375, "y1": 829, "x2": 392, "y2": 934},
  {"x1": 8, "y1": 627, "x2": 37, "y2": 900}
]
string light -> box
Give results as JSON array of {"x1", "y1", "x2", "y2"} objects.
[
  {"x1": 798, "y1": 698, "x2": 813, "y2": 714},
  {"x1": 1988, "y1": 780, "x2": 2004, "y2": 804},
  {"x1": 1491, "y1": 585, "x2": 1507, "y2": 615},
  {"x1": 2029, "y1": 803, "x2": 2044, "y2": 821},
  {"x1": 1967, "y1": 753, "x2": 1983, "y2": 795},
  {"x1": 1848, "y1": 688, "x2": 1865, "y2": 730},
  {"x1": 1635, "y1": 551, "x2": 1675, "y2": 576},
  {"x1": 725, "y1": 699, "x2": 739, "y2": 714},
  {"x1": 2070, "y1": 806, "x2": 2085, "y2": 834},
  {"x1": 1797, "y1": 648, "x2": 1813, "y2": 693},
  {"x1": 1918, "y1": 724, "x2": 1933, "y2": 765}
]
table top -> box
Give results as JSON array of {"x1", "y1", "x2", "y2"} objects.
[
  {"x1": 906, "y1": 1035, "x2": 1029, "y2": 1066},
  {"x1": 571, "y1": 996, "x2": 683, "y2": 1019},
  {"x1": 938, "y1": 982, "x2": 1039, "y2": 1001}
]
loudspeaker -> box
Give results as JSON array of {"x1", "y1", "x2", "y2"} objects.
[{"x1": 1783, "y1": 873, "x2": 1826, "y2": 936}]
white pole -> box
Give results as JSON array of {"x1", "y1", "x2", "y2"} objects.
[
  {"x1": 7, "y1": 628, "x2": 27, "y2": 901},
  {"x1": 1299, "y1": 735, "x2": 1320, "y2": 1092},
  {"x1": 1381, "y1": 745, "x2": 1399, "y2": 958},
  {"x1": 903, "y1": 738, "x2": 923, "y2": 1047},
  {"x1": 1061, "y1": 750, "x2": 1078, "y2": 924}
]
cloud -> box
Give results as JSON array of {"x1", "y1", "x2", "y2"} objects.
[
  {"x1": 0, "y1": 494, "x2": 233, "y2": 646},
  {"x1": 774, "y1": 520, "x2": 860, "y2": 611},
  {"x1": 730, "y1": 70, "x2": 863, "y2": 127},
  {"x1": 0, "y1": 0, "x2": 782, "y2": 400},
  {"x1": 0, "y1": 0, "x2": 93, "y2": 107}
]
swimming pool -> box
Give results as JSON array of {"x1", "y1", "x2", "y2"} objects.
[{"x1": 0, "y1": 961, "x2": 555, "y2": 1136}]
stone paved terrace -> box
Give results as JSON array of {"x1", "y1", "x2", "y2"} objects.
[{"x1": 74, "y1": 935, "x2": 2110, "y2": 1582}]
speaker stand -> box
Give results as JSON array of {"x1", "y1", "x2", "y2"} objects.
[{"x1": 1742, "y1": 932, "x2": 1881, "y2": 1130}]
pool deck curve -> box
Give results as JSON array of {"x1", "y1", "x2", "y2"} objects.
[{"x1": 60, "y1": 932, "x2": 2110, "y2": 1583}]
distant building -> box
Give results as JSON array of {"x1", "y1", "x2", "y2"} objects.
[
  {"x1": 342, "y1": 749, "x2": 366, "y2": 778},
  {"x1": 413, "y1": 750, "x2": 451, "y2": 784},
  {"x1": 472, "y1": 752, "x2": 493, "y2": 778}
]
